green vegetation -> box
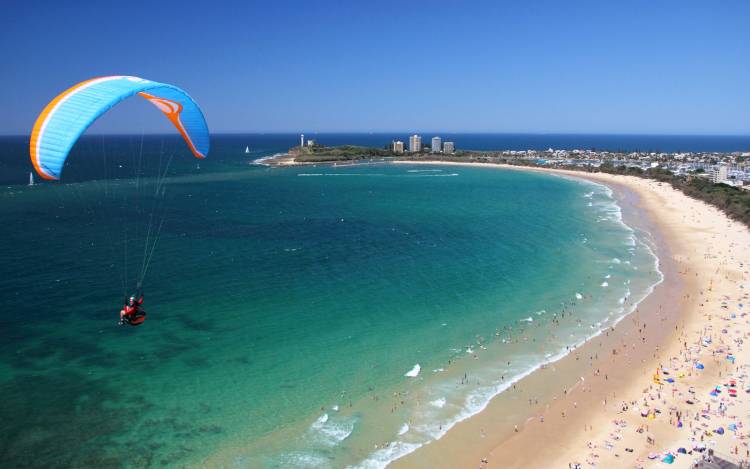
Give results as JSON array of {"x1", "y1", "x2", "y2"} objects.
[{"x1": 290, "y1": 144, "x2": 399, "y2": 162}]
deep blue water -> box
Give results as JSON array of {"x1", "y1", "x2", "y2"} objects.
[{"x1": 2, "y1": 133, "x2": 748, "y2": 186}]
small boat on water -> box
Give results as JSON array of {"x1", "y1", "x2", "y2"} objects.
[{"x1": 245, "y1": 146, "x2": 250, "y2": 154}]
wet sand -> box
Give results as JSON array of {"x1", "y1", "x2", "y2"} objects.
[{"x1": 391, "y1": 161, "x2": 750, "y2": 468}]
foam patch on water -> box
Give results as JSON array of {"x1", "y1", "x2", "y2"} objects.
[
  {"x1": 354, "y1": 440, "x2": 423, "y2": 469},
  {"x1": 405, "y1": 364, "x2": 421, "y2": 377},
  {"x1": 253, "y1": 154, "x2": 281, "y2": 166},
  {"x1": 430, "y1": 397, "x2": 447, "y2": 408},
  {"x1": 309, "y1": 413, "x2": 355, "y2": 447}
]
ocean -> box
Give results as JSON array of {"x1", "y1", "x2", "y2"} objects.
[{"x1": 0, "y1": 132, "x2": 698, "y2": 467}]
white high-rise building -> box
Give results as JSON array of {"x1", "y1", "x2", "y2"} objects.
[
  {"x1": 392, "y1": 140, "x2": 404, "y2": 154},
  {"x1": 300, "y1": 134, "x2": 305, "y2": 148},
  {"x1": 711, "y1": 165, "x2": 728, "y2": 183},
  {"x1": 443, "y1": 141, "x2": 455, "y2": 154},
  {"x1": 409, "y1": 135, "x2": 422, "y2": 153},
  {"x1": 431, "y1": 136, "x2": 442, "y2": 153}
]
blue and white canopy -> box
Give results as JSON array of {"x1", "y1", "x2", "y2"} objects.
[{"x1": 30, "y1": 75, "x2": 210, "y2": 180}]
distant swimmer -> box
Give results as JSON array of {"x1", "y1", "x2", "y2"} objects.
[{"x1": 119, "y1": 292, "x2": 146, "y2": 326}]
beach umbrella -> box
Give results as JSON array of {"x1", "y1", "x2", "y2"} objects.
[
  {"x1": 716, "y1": 427, "x2": 725, "y2": 435},
  {"x1": 696, "y1": 363, "x2": 705, "y2": 369},
  {"x1": 648, "y1": 453, "x2": 658, "y2": 459},
  {"x1": 666, "y1": 378, "x2": 675, "y2": 383},
  {"x1": 662, "y1": 453, "x2": 675, "y2": 464},
  {"x1": 728, "y1": 423, "x2": 737, "y2": 431},
  {"x1": 677, "y1": 447, "x2": 687, "y2": 454}
]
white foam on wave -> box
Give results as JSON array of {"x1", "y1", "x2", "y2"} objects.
[
  {"x1": 405, "y1": 364, "x2": 421, "y2": 377},
  {"x1": 354, "y1": 440, "x2": 423, "y2": 469},
  {"x1": 576, "y1": 292, "x2": 583, "y2": 300},
  {"x1": 310, "y1": 413, "x2": 355, "y2": 447},
  {"x1": 398, "y1": 423, "x2": 410, "y2": 435},
  {"x1": 601, "y1": 282, "x2": 608, "y2": 287},
  {"x1": 410, "y1": 173, "x2": 459, "y2": 177},
  {"x1": 252, "y1": 154, "x2": 281, "y2": 166},
  {"x1": 298, "y1": 173, "x2": 324, "y2": 177},
  {"x1": 520, "y1": 316, "x2": 533, "y2": 322},
  {"x1": 407, "y1": 169, "x2": 443, "y2": 173},
  {"x1": 430, "y1": 397, "x2": 447, "y2": 408},
  {"x1": 612, "y1": 257, "x2": 621, "y2": 264}
]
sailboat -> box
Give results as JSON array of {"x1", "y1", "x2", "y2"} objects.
[
  {"x1": 244, "y1": 146, "x2": 250, "y2": 154},
  {"x1": 28, "y1": 172, "x2": 34, "y2": 186}
]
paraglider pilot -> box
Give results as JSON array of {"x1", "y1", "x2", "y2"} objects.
[{"x1": 119, "y1": 292, "x2": 145, "y2": 325}]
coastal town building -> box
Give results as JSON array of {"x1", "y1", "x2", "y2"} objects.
[
  {"x1": 431, "y1": 136, "x2": 442, "y2": 153},
  {"x1": 306, "y1": 139, "x2": 315, "y2": 147},
  {"x1": 392, "y1": 140, "x2": 404, "y2": 154},
  {"x1": 409, "y1": 135, "x2": 422, "y2": 153},
  {"x1": 443, "y1": 142, "x2": 455, "y2": 154},
  {"x1": 711, "y1": 165, "x2": 729, "y2": 184},
  {"x1": 300, "y1": 134, "x2": 304, "y2": 148}
]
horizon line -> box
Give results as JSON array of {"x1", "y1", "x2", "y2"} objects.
[{"x1": 2, "y1": 131, "x2": 750, "y2": 138}]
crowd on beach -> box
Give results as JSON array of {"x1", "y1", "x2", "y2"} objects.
[{"x1": 554, "y1": 177, "x2": 750, "y2": 468}]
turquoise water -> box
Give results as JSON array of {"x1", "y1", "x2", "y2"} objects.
[{"x1": 0, "y1": 137, "x2": 661, "y2": 467}]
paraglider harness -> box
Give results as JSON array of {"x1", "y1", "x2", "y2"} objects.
[{"x1": 119, "y1": 289, "x2": 146, "y2": 326}]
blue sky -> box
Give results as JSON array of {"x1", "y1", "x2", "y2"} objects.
[{"x1": 1, "y1": 0, "x2": 748, "y2": 135}]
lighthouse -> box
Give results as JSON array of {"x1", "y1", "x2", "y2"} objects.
[{"x1": 300, "y1": 134, "x2": 304, "y2": 148}]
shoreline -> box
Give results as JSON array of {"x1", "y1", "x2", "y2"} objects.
[{"x1": 388, "y1": 160, "x2": 750, "y2": 468}]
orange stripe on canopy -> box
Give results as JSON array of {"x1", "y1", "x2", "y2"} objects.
[{"x1": 29, "y1": 77, "x2": 110, "y2": 180}]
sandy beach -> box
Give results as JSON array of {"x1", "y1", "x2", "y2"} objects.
[{"x1": 390, "y1": 161, "x2": 750, "y2": 468}]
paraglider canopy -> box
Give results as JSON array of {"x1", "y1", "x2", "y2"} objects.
[{"x1": 30, "y1": 75, "x2": 209, "y2": 180}]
